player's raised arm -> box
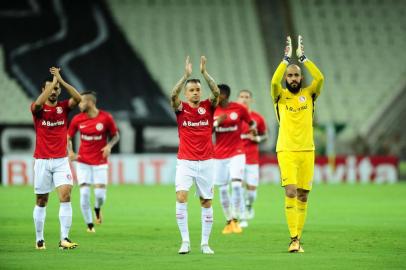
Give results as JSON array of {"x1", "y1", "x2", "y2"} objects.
[
  {"x1": 170, "y1": 56, "x2": 192, "y2": 110},
  {"x1": 50, "y1": 67, "x2": 82, "y2": 108},
  {"x1": 200, "y1": 56, "x2": 220, "y2": 107},
  {"x1": 296, "y1": 35, "x2": 324, "y2": 97},
  {"x1": 271, "y1": 36, "x2": 291, "y2": 103},
  {"x1": 33, "y1": 75, "x2": 58, "y2": 112}
]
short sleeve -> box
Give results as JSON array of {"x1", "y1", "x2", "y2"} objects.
[{"x1": 67, "y1": 116, "x2": 78, "y2": 138}]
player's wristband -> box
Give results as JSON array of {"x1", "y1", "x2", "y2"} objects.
[
  {"x1": 283, "y1": 56, "x2": 291, "y2": 64},
  {"x1": 213, "y1": 120, "x2": 219, "y2": 127},
  {"x1": 298, "y1": 55, "x2": 307, "y2": 63}
]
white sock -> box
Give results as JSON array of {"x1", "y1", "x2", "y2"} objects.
[
  {"x1": 247, "y1": 189, "x2": 257, "y2": 207},
  {"x1": 201, "y1": 207, "x2": 213, "y2": 246},
  {"x1": 176, "y1": 202, "x2": 189, "y2": 243},
  {"x1": 94, "y1": 188, "x2": 106, "y2": 209},
  {"x1": 80, "y1": 186, "x2": 92, "y2": 224},
  {"x1": 219, "y1": 185, "x2": 232, "y2": 221},
  {"x1": 231, "y1": 181, "x2": 244, "y2": 219},
  {"x1": 59, "y1": 202, "x2": 72, "y2": 240},
  {"x1": 33, "y1": 205, "x2": 46, "y2": 242}
]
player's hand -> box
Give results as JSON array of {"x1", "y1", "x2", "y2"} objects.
[
  {"x1": 213, "y1": 113, "x2": 227, "y2": 127},
  {"x1": 50, "y1": 67, "x2": 62, "y2": 81},
  {"x1": 284, "y1": 36, "x2": 292, "y2": 62},
  {"x1": 296, "y1": 35, "x2": 307, "y2": 62},
  {"x1": 68, "y1": 150, "x2": 78, "y2": 162},
  {"x1": 249, "y1": 127, "x2": 258, "y2": 136},
  {"x1": 101, "y1": 145, "x2": 112, "y2": 158},
  {"x1": 200, "y1": 56, "x2": 207, "y2": 74},
  {"x1": 184, "y1": 56, "x2": 192, "y2": 78}
]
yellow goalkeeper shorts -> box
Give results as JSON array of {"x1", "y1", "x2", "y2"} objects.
[{"x1": 277, "y1": 151, "x2": 315, "y2": 190}]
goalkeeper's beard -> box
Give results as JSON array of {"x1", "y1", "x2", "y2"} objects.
[{"x1": 286, "y1": 80, "x2": 302, "y2": 94}]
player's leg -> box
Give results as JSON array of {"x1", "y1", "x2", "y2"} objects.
[
  {"x1": 214, "y1": 158, "x2": 233, "y2": 234},
  {"x1": 33, "y1": 159, "x2": 52, "y2": 249},
  {"x1": 175, "y1": 159, "x2": 194, "y2": 254},
  {"x1": 230, "y1": 154, "x2": 246, "y2": 233},
  {"x1": 93, "y1": 164, "x2": 108, "y2": 225},
  {"x1": 54, "y1": 158, "x2": 77, "y2": 249},
  {"x1": 278, "y1": 152, "x2": 300, "y2": 252},
  {"x1": 245, "y1": 164, "x2": 260, "y2": 220},
  {"x1": 296, "y1": 151, "x2": 315, "y2": 253},
  {"x1": 76, "y1": 162, "x2": 94, "y2": 231},
  {"x1": 196, "y1": 159, "x2": 214, "y2": 254}
]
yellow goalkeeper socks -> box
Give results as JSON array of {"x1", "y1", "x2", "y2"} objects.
[
  {"x1": 285, "y1": 196, "x2": 298, "y2": 238},
  {"x1": 297, "y1": 200, "x2": 308, "y2": 239}
]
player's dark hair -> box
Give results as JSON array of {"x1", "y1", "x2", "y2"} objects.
[
  {"x1": 81, "y1": 90, "x2": 97, "y2": 103},
  {"x1": 218, "y1": 84, "x2": 231, "y2": 98},
  {"x1": 185, "y1": 78, "x2": 201, "y2": 86},
  {"x1": 42, "y1": 76, "x2": 54, "y2": 89},
  {"x1": 239, "y1": 89, "x2": 253, "y2": 97}
]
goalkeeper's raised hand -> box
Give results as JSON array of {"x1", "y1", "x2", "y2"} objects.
[
  {"x1": 296, "y1": 35, "x2": 307, "y2": 63},
  {"x1": 283, "y1": 36, "x2": 292, "y2": 63}
]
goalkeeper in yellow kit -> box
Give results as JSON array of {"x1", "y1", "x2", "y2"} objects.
[{"x1": 271, "y1": 35, "x2": 324, "y2": 253}]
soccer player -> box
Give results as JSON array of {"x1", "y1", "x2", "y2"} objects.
[
  {"x1": 237, "y1": 89, "x2": 268, "y2": 228},
  {"x1": 31, "y1": 67, "x2": 81, "y2": 250},
  {"x1": 171, "y1": 56, "x2": 220, "y2": 254},
  {"x1": 213, "y1": 84, "x2": 256, "y2": 234},
  {"x1": 271, "y1": 35, "x2": 324, "y2": 252},
  {"x1": 67, "y1": 91, "x2": 119, "y2": 233}
]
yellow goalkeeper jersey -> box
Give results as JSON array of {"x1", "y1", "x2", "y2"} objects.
[{"x1": 270, "y1": 60, "x2": 324, "y2": 152}]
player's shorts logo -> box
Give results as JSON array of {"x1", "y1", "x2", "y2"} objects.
[
  {"x1": 96, "y1": 123, "x2": 104, "y2": 131},
  {"x1": 230, "y1": 112, "x2": 238, "y2": 120},
  {"x1": 197, "y1": 107, "x2": 206, "y2": 115},
  {"x1": 56, "y1": 106, "x2": 63, "y2": 114},
  {"x1": 299, "y1": 96, "x2": 306, "y2": 103}
]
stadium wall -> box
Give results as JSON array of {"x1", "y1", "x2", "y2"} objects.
[{"x1": 2, "y1": 154, "x2": 399, "y2": 186}]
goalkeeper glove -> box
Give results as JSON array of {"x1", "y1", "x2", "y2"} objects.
[
  {"x1": 283, "y1": 36, "x2": 292, "y2": 64},
  {"x1": 296, "y1": 35, "x2": 307, "y2": 63}
]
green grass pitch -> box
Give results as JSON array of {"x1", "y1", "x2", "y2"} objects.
[{"x1": 0, "y1": 183, "x2": 405, "y2": 270}]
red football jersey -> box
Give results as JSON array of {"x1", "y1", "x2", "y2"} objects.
[
  {"x1": 213, "y1": 102, "x2": 251, "y2": 159},
  {"x1": 31, "y1": 100, "x2": 71, "y2": 159},
  {"x1": 176, "y1": 99, "x2": 214, "y2": 160},
  {"x1": 241, "y1": 111, "x2": 267, "y2": 164},
  {"x1": 68, "y1": 110, "x2": 118, "y2": 165}
]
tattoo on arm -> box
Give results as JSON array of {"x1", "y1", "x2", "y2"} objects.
[
  {"x1": 203, "y1": 71, "x2": 219, "y2": 105},
  {"x1": 170, "y1": 75, "x2": 187, "y2": 109},
  {"x1": 108, "y1": 133, "x2": 120, "y2": 148}
]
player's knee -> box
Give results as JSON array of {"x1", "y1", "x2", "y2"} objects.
[
  {"x1": 36, "y1": 196, "x2": 48, "y2": 207},
  {"x1": 59, "y1": 193, "x2": 71, "y2": 202},
  {"x1": 297, "y1": 190, "x2": 309, "y2": 202},
  {"x1": 176, "y1": 191, "x2": 188, "y2": 203},
  {"x1": 285, "y1": 187, "x2": 297, "y2": 198},
  {"x1": 200, "y1": 199, "x2": 212, "y2": 208}
]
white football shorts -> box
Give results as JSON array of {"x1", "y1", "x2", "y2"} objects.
[
  {"x1": 214, "y1": 154, "x2": 246, "y2": 186},
  {"x1": 175, "y1": 159, "x2": 214, "y2": 199},
  {"x1": 34, "y1": 157, "x2": 73, "y2": 194},
  {"x1": 244, "y1": 164, "x2": 259, "y2": 187},
  {"x1": 76, "y1": 162, "x2": 108, "y2": 186}
]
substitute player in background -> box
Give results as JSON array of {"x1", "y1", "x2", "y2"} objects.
[
  {"x1": 271, "y1": 36, "x2": 324, "y2": 252},
  {"x1": 67, "y1": 91, "x2": 119, "y2": 233},
  {"x1": 31, "y1": 67, "x2": 81, "y2": 250},
  {"x1": 171, "y1": 56, "x2": 220, "y2": 254},
  {"x1": 213, "y1": 84, "x2": 256, "y2": 234},
  {"x1": 237, "y1": 90, "x2": 268, "y2": 228}
]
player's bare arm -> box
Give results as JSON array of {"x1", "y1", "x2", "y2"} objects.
[
  {"x1": 101, "y1": 132, "x2": 120, "y2": 158},
  {"x1": 171, "y1": 56, "x2": 192, "y2": 110},
  {"x1": 271, "y1": 36, "x2": 291, "y2": 102},
  {"x1": 33, "y1": 75, "x2": 57, "y2": 112},
  {"x1": 296, "y1": 35, "x2": 324, "y2": 96},
  {"x1": 67, "y1": 136, "x2": 78, "y2": 161},
  {"x1": 50, "y1": 67, "x2": 82, "y2": 108},
  {"x1": 200, "y1": 56, "x2": 220, "y2": 107}
]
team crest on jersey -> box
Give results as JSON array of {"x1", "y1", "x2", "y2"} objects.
[
  {"x1": 96, "y1": 123, "x2": 104, "y2": 131},
  {"x1": 299, "y1": 96, "x2": 306, "y2": 103},
  {"x1": 56, "y1": 106, "x2": 63, "y2": 114},
  {"x1": 230, "y1": 112, "x2": 238, "y2": 120},
  {"x1": 197, "y1": 107, "x2": 206, "y2": 115}
]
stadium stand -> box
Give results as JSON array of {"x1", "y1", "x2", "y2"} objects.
[
  {"x1": 288, "y1": 0, "x2": 406, "y2": 147},
  {"x1": 107, "y1": 0, "x2": 275, "y2": 130}
]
